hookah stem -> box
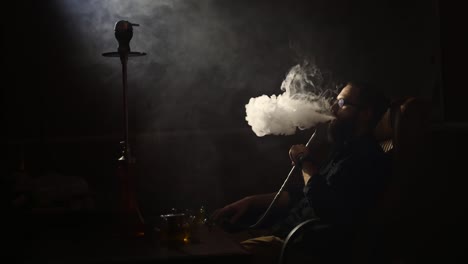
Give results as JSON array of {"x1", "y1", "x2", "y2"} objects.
[
  {"x1": 119, "y1": 52, "x2": 144, "y2": 224},
  {"x1": 249, "y1": 128, "x2": 318, "y2": 229},
  {"x1": 120, "y1": 53, "x2": 130, "y2": 161}
]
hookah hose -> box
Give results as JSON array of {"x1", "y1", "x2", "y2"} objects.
[{"x1": 248, "y1": 128, "x2": 319, "y2": 230}]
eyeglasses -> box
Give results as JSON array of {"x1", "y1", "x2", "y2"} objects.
[{"x1": 336, "y1": 98, "x2": 360, "y2": 109}]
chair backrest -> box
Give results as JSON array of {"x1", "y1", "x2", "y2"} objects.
[
  {"x1": 377, "y1": 96, "x2": 428, "y2": 143},
  {"x1": 354, "y1": 96, "x2": 430, "y2": 263},
  {"x1": 374, "y1": 102, "x2": 398, "y2": 154},
  {"x1": 376, "y1": 96, "x2": 429, "y2": 214}
]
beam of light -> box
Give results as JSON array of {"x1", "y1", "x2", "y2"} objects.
[{"x1": 54, "y1": 0, "x2": 175, "y2": 58}]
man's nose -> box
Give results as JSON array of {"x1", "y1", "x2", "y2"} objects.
[{"x1": 331, "y1": 102, "x2": 339, "y2": 116}]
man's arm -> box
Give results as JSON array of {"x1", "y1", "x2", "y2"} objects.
[
  {"x1": 211, "y1": 191, "x2": 291, "y2": 224},
  {"x1": 301, "y1": 161, "x2": 319, "y2": 185},
  {"x1": 246, "y1": 191, "x2": 291, "y2": 210},
  {"x1": 305, "y1": 155, "x2": 387, "y2": 226}
]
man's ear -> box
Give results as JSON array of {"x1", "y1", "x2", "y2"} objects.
[{"x1": 359, "y1": 107, "x2": 373, "y2": 122}]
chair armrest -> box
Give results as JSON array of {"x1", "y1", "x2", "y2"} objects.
[{"x1": 278, "y1": 218, "x2": 322, "y2": 264}]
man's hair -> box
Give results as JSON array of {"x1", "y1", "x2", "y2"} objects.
[{"x1": 347, "y1": 81, "x2": 389, "y2": 128}]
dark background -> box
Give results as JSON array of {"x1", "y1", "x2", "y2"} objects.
[{"x1": 1, "y1": 0, "x2": 467, "y2": 261}]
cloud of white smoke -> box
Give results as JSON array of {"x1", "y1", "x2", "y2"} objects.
[{"x1": 245, "y1": 63, "x2": 336, "y2": 137}]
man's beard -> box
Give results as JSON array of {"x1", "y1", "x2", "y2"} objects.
[{"x1": 328, "y1": 119, "x2": 356, "y2": 144}]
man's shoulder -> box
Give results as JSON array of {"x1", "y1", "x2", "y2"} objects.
[
  {"x1": 352, "y1": 137, "x2": 386, "y2": 159},
  {"x1": 321, "y1": 137, "x2": 389, "y2": 176},
  {"x1": 341, "y1": 137, "x2": 390, "y2": 172}
]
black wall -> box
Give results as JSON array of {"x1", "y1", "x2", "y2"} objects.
[
  {"x1": 5, "y1": 0, "x2": 468, "y2": 262},
  {"x1": 2, "y1": 0, "x2": 442, "y2": 214}
]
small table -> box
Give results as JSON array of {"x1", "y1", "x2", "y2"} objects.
[{"x1": 12, "y1": 213, "x2": 251, "y2": 264}]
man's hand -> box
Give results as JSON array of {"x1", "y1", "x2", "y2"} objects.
[
  {"x1": 289, "y1": 144, "x2": 310, "y2": 166},
  {"x1": 211, "y1": 197, "x2": 252, "y2": 225},
  {"x1": 210, "y1": 192, "x2": 291, "y2": 228},
  {"x1": 289, "y1": 144, "x2": 320, "y2": 184}
]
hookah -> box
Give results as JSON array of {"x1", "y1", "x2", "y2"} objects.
[{"x1": 103, "y1": 21, "x2": 146, "y2": 237}]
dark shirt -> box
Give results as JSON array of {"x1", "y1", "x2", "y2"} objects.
[{"x1": 272, "y1": 136, "x2": 391, "y2": 239}]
